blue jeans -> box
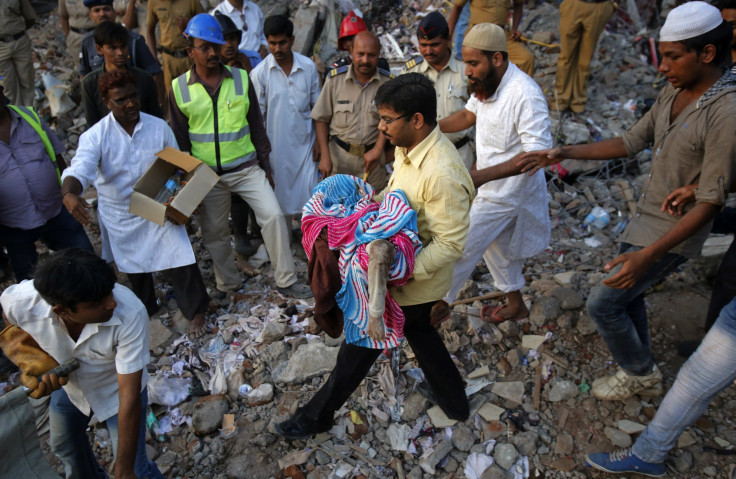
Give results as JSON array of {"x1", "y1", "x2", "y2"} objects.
[
  {"x1": 49, "y1": 387, "x2": 163, "y2": 479},
  {"x1": 633, "y1": 297, "x2": 736, "y2": 462},
  {"x1": 0, "y1": 207, "x2": 93, "y2": 281},
  {"x1": 453, "y1": 3, "x2": 471, "y2": 59},
  {"x1": 586, "y1": 243, "x2": 686, "y2": 375}
]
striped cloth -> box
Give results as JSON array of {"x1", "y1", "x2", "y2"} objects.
[{"x1": 302, "y1": 175, "x2": 422, "y2": 349}]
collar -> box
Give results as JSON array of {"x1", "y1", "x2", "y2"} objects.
[
  {"x1": 346, "y1": 64, "x2": 380, "y2": 86},
  {"x1": 221, "y1": 0, "x2": 252, "y2": 13},
  {"x1": 398, "y1": 125, "x2": 443, "y2": 169},
  {"x1": 266, "y1": 52, "x2": 302, "y2": 72},
  {"x1": 29, "y1": 296, "x2": 122, "y2": 346},
  {"x1": 420, "y1": 49, "x2": 460, "y2": 74},
  {"x1": 187, "y1": 63, "x2": 232, "y2": 86}
]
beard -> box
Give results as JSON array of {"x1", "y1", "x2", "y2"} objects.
[{"x1": 468, "y1": 68, "x2": 499, "y2": 101}]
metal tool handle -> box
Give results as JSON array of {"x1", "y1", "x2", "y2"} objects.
[{"x1": 36, "y1": 358, "x2": 80, "y2": 382}]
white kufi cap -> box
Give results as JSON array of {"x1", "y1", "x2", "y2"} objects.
[{"x1": 660, "y1": 1, "x2": 723, "y2": 42}]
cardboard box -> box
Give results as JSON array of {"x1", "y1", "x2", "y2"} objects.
[{"x1": 130, "y1": 147, "x2": 219, "y2": 226}]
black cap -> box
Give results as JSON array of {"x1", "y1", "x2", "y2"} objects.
[{"x1": 417, "y1": 11, "x2": 449, "y2": 40}]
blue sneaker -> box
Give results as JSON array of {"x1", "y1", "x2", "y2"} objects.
[{"x1": 586, "y1": 448, "x2": 665, "y2": 477}]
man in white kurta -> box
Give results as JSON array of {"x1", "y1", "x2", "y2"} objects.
[
  {"x1": 61, "y1": 71, "x2": 209, "y2": 334},
  {"x1": 250, "y1": 15, "x2": 320, "y2": 218},
  {"x1": 210, "y1": 0, "x2": 267, "y2": 57},
  {"x1": 440, "y1": 23, "x2": 551, "y2": 321}
]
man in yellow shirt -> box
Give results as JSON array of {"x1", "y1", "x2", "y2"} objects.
[{"x1": 275, "y1": 73, "x2": 475, "y2": 439}]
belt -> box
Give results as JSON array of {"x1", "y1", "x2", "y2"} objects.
[
  {"x1": 69, "y1": 26, "x2": 93, "y2": 34},
  {"x1": 159, "y1": 46, "x2": 188, "y2": 58},
  {"x1": 0, "y1": 32, "x2": 24, "y2": 42},
  {"x1": 218, "y1": 158, "x2": 258, "y2": 175},
  {"x1": 332, "y1": 136, "x2": 375, "y2": 157},
  {"x1": 453, "y1": 137, "x2": 469, "y2": 150}
]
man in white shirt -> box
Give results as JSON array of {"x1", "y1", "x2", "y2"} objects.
[
  {"x1": 439, "y1": 23, "x2": 552, "y2": 322},
  {"x1": 61, "y1": 69, "x2": 210, "y2": 336},
  {"x1": 0, "y1": 248, "x2": 163, "y2": 479},
  {"x1": 250, "y1": 15, "x2": 320, "y2": 224},
  {"x1": 210, "y1": 0, "x2": 267, "y2": 58}
]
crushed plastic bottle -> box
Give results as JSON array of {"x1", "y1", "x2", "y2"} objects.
[{"x1": 583, "y1": 206, "x2": 610, "y2": 229}]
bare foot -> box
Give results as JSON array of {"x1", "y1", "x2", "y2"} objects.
[
  {"x1": 490, "y1": 303, "x2": 528, "y2": 321},
  {"x1": 188, "y1": 313, "x2": 207, "y2": 339}
]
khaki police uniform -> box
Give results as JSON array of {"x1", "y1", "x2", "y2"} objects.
[
  {"x1": 147, "y1": 0, "x2": 203, "y2": 90},
  {"x1": 60, "y1": 0, "x2": 95, "y2": 66},
  {"x1": 555, "y1": 0, "x2": 614, "y2": 112},
  {"x1": 403, "y1": 53, "x2": 475, "y2": 170},
  {"x1": 0, "y1": 0, "x2": 36, "y2": 105},
  {"x1": 453, "y1": 0, "x2": 534, "y2": 76},
  {"x1": 311, "y1": 64, "x2": 392, "y2": 191}
]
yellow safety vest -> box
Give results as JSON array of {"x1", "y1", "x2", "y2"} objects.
[
  {"x1": 171, "y1": 65, "x2": 256, "y2": 173},
  {"x1": 8, "y1": 105, "x2": 61, "y2": 185}
]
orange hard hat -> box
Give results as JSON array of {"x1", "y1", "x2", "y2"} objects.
[{"x1": 338, "y1": 10, "x2": 368, "y2": 51}]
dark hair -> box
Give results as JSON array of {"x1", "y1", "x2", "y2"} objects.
[
  {"x1": 374, "y1": 73, "x2": 437, "y2": 126},
  {"x1": 481, "y1": 50, "x2": 509, "y2": 62},
  {"x1": 93, "y1": 20, "x2": 129, "y2": 47},
  {"x1": 712, "y1": 0, "x2": 736, "y2": 11},
  {"x1": 680, "y1": 20, "x2": 733, "y2": 68},
  {"x1": 264, "y1": 15, "x2": 293, "y2": 38},
  {"x1": 98, "y1": 69, "x2": 136, "y2": 100},
  {"x1": 34, "y1": 248, "x2": 116, "y2": 312}
]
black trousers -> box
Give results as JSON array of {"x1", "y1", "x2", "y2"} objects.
[
  {"x1": 705, "y1": 207, "x2": 736, "y2": 331},
  {"x1": 301, "y1": 301, "x2": 469, "y2": 425},
  {"x1": 127, "y1": 263, "x2": 209, "y2": 320}
]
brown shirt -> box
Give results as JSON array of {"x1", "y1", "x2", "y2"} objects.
[
  {"x1": 168, "y1": 64, "x2": 271, "y2": 174},
  {"x1": 310, "y1": 65, "x2": 392, "y2": 146},
  {"x1": 1, "y1": 0, "x2": 36, "y2": 35},
  {"x1": 59, "y1": 0, "x2": 94, "y2": 30},
  {"x1": 146, "y1": 0, "x2": 204, "y2": 50},
  {"x1": 620, "y1": 76, "x2": 736, "y2": 258}
]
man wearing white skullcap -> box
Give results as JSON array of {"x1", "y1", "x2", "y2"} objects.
[
  {"x1": 520, "y1": 4, "x2": 736, "y2": 471},
  {"x1": 438, "y1": 23, "x2": 552, "y2": 325}
]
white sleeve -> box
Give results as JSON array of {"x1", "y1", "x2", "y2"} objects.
[{"x1": 61, "y1": 128, "x2": 102, "y2": 192}]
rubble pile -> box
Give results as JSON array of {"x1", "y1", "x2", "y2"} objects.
[{"x1": 1, "y1": 0, "x2": 735, "y2": 478}]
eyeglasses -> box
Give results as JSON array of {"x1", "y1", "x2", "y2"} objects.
[
  {"x1": 191, "y1": 43, "x2": 219, "y2": 53},
  {"x1": 380, "y1": 114, "x2": 408, "y2": 125},
  {"x1": 109, "y1": 93, "x2": 140, "y2": 106}
]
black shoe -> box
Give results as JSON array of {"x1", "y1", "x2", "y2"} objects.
[
  {"x1": 416, "y1": 380, "x2": 437, "y2": 404},
  {"x1": 274, "y1": 412, "x2": 331, "y2": 440},
  {"x1": 677, "y1": 340, "x2": 701, "y2": 358}
]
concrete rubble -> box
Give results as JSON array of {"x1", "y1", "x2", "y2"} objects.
[{"x1": 1, "y1": 0, "x2": 735, "y2": 478}]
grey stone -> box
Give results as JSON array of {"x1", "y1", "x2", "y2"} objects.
[
  {"x1": 491, "y1": 382, "x2": 525, "y2": 404},
  {"x1": 258, "y1": 321, "x2": 286, "y2": 344},
  {"x1": 677, "y1": 430, "x2": 698, "y2": 448},
  {"x1": 248, "y1": 433, "x2": 277, "y2": 447},
  {"x1": 604, "y1": 426, "x2": 632, "y2": 448},
  {"x1": 551, "y1": 287, "x2": 585, "y2": 310},
  {"x1": 673, "y1": 450, "x2": 693, "y2": 472},
  {"x1": 481, "y1": 464, "x2": 513, "y2": 479},
  {"x1": 529, "y1": 297, "x2": 562, "y2": 326},
  {"x1": 192, "y1": 395, "x2": 228, "y2": 436},
  {"x1": 576, "y1": 313, "x2": 598, "y2": 336},
  {"x1": 497, "y1": 320, "x2": 520, "y2": 338},
  {"x1": 156, "y1": 450, "x2": 177, "y2": 475},
  {"x1": 451, "y1": 423, "x2": 475, "y2": 452},
  {"x1": 493, "y1": 443, "x2": 519, "y2": 471},
  {"x1": 618, "y1": 419, "x2": 646, "y2": 435},
  {"x1": 553, "y1": 271, "x2": 578, "y2": 287},
  {"x1": 546, "y1": 378, "x2": 579, "y2": 402},
  {"x1": 247, "y1": 383, "x2": 274, "y2": 406},
  {"x1": 418, "y1": 439, "x2": 453, "y2": 474},
  {"x1": 478, "y1": 402, "x2": 505, "y2": 422},
  {"x1": 554, "y1": 432, "x2": 574, "y2": 455},
  {"x1": 146, "y1": 444, "x2": 158, "y2": 460},
  {"x1": 511, "y1": 431, "x2": 538, "y2": 456},
  {"x1": 623, "y1": 397, "x2": 642, "y2": 417},
  {"x1": 271, "y1": 341, "x2": 339, "y2": 384},
  {"x1": 402, "y1": 392, "x2": 429, "y2": 422},
  {"x1": 149, "y1": 318, "x2": 174, "y2": 351},
  {"x1": 506, "y1": 349, "x2": 522, "y2": 370},
  {"x1": 292, "y1": 4, "x2": 319, "y2": 56},
  {"x1": 456, "y1": 279, "x2": 479, "y2": 300},
  {"x1": 703, "y1": 465, "x2": 717, "y2": 477}
]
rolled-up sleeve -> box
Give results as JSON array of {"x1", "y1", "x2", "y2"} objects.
[
  {"x1": 622, "y1": 93, "x2": 660, "y2": 157},
  {"x1": 412, "y1": 173, "x2": 472, "y2": 280},
  {"x1": 695, "y1": 106, "x2": 736, "y2": 206},
  {"x1": 61, "y1": 128, "x2": 101, "y2": 191},
  {"x1": 114, "y1": 302, "x2": 150, "y2": 375}
]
